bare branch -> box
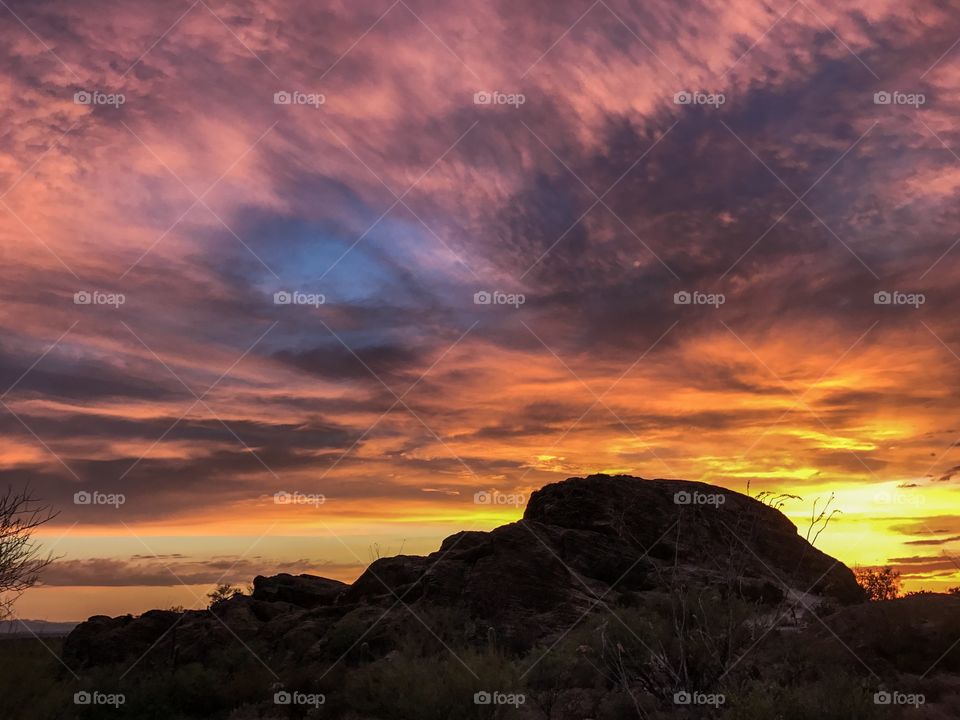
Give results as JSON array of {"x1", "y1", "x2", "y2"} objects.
[{"x1": 0, "y1": 485, "x2": 58, "y2": 619}]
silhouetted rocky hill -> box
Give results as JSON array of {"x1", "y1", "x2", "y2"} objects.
[
  {"x1": 64, "y1": 475, "x2": 862, "y2": 668},
  {"x1": 57, "y1": 475, "x2": 960, "y2": 719}
]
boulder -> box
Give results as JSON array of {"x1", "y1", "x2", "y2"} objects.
[
  {"x1": 525, "y1": 475, "x2": 864, "y2": 604},
  {"x1": 251, "y1": 573, "x2": 348, "y2": 608}
]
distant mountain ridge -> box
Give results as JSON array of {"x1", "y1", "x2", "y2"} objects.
[{"x1": 0, "y1": 619, "x2": 78, "y2": 637}]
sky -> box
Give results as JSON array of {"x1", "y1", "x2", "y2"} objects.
[{"x1": 2, "y1": 0, "x2": 960, "y2": 621}]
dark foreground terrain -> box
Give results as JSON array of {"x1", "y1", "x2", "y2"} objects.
[{"x1": 4, "y1": 474, "x2": 959, "y2": 719}]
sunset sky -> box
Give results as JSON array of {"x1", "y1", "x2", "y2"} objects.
[{"x1": 3, "y1": 0, "x2": 960, "y2": 621}]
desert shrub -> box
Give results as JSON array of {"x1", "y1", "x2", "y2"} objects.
[
  {"x1": 344, "y1": 643, "x2": 522, "y2": 720},
  {"x1": 724, "y1": 672, "x2": 874, "y2": 720},
  {"x1": 332, "y1": 605, "x2": 522, "y2": 719},
  {"x1": 320, "y1": 608, "x2": 390, "y2": 662},
  {"x1": 66, "y1": 644, "x2": 272, "y2": 720},
  {"x1": 519, "y1": 588, "x2": 765, "y2": 716},
  {"x1": 207, "y1": 584, "x2": 243, "y2": 608},
  {"x1": 521, "y1": 621, "x2": 611, "y2": 716},
  {"x1": 584, "y1": 588, "x2": 760, "y2": 696},
  {"x1": 0, "y1": 638, "x2": 73, "y2": 720},
  {"x1": 854, "y1": 567, "x2": 901, "y2": 601}
]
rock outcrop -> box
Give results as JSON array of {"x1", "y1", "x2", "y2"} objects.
[
  {"x1": 63, "y1": 474, "x2": 864, "y2": 670},
  {"x1": 524, "y1": 475, "x2": 863, "y2": 604},
  {"x1": 251, "y1": 573, "x2": 348, "y2": 608}
]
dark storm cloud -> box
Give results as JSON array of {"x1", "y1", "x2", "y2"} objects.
[
  {"x1": 272, "y1": 343, "x2": 423, "y2": 382},
  {"x1": 0, "y1": 343, "x2": 186, "y2": 401}
]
